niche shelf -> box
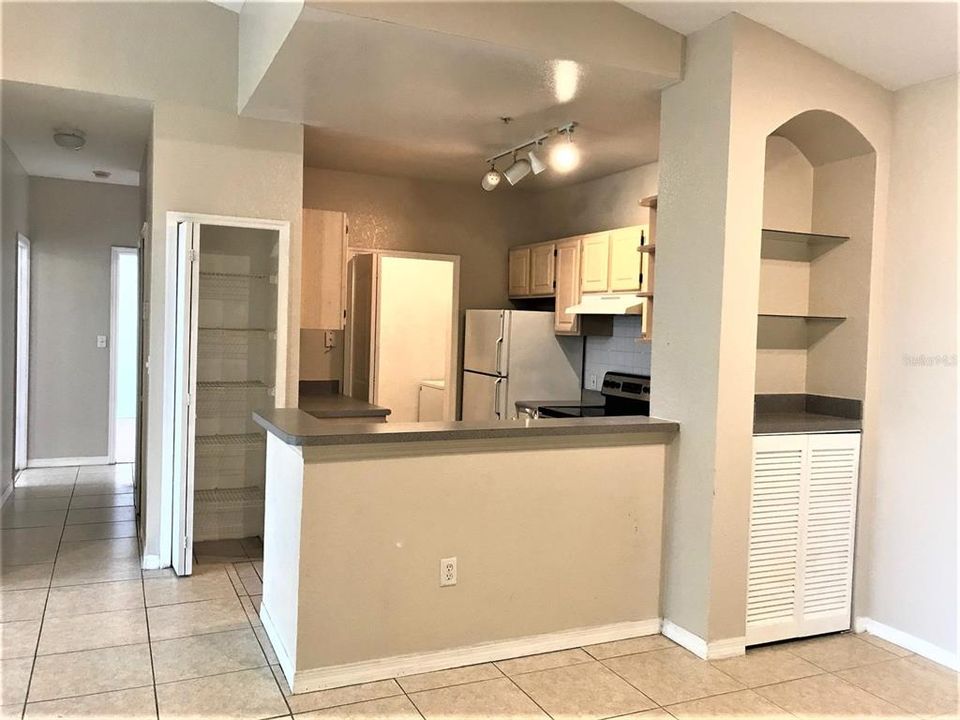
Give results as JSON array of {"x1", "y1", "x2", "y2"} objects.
[
  {"x1": 758, "y1": 313, "x2": 846, "y2": 322},
  {"x1": 761, "y1": 228, "x2": 848, "y2": 261}
]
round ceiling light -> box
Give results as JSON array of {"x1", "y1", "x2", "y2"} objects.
[{"x1": 53, "y1": 129, "x2": 86, "y2": 151}]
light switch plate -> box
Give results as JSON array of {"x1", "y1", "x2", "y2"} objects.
[{"x1": 97, "y1": 335, "x2": 107, "y2": 348}]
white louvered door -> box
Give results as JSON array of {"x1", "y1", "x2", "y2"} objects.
[
  {"x1": 747, "y1": 434, "x2": 805, "y2": 644},
  {"x1": 746, "y1": 432, "x2": 861, "y2": 646}
]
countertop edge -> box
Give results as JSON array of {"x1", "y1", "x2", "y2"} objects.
[{"x1": 254, "y1": 409, "x2": 679, "y2": 447}]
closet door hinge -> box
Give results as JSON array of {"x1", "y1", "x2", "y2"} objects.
[
  {"x1": 184, "y1": 535, "x2": 190, "y2": 550},
  {"x1": 189, "y1": 249, "x2": 199, "y2": 263}
]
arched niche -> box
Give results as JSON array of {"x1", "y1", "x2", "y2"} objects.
[{"x1": 756, "y1": 110, "x2": 877, "y2": 403}]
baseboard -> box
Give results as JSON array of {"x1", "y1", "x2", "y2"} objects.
[
  {"x1": 291, "y1": 618, "x2": 662, "y2": 693},
  {"x1": 140, "y1": 554, "x2": 162, "y2": 571},
  {"x1": 660, "y1": 620, "x2": 745, "y2": 660},
  {"x1": 260, "y1": 602, "x2": 295, "y2": 687},
  {"x1": 27, "y1": 456, "x2": 110, "y2": 468},
  {"x1": 855, "y1": 617, "x2": 959, "y2": 671}
]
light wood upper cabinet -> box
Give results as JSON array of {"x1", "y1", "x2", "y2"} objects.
[
  {"x1": 580, "y1": 233, "x2": 610, "y2": 293},
  {"x1": 608, "y1": 226, "x2": 647, "y2": 292},
  {"x1": 530, "y1": 242, "x2": 556, "y2": 296},
  {"x1": 508, "y1": 247, "x2": 531, "y2": 297},
  {"x1": 301, "y1": 209, "x2": 348, "y2": 330},
  {"x1": 554, "y1": 238, "x2": 581, "y2": 334}
]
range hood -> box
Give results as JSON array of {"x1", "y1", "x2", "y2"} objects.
[{"x1": 565, "y1": 294, "x2": 646, "y2": 315}]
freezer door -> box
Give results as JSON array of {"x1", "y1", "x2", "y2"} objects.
[
  {"x1": 462, "y1": 371, "x2": 507, "y2": 421},
  {"x1": 463, "y1": 310, "x2": 511, "y2": 375}
]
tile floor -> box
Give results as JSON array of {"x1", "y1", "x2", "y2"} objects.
[{"x1": 2, "y1": 464, "x2": 958, "y2": 720}]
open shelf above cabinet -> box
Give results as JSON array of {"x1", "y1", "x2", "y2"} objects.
[
  {"x1": 758, "y1": 313, "x2": 846, "y2": 321},
  {"x1": 761, "y1": 228, "x2": 849, "y2": 261}
]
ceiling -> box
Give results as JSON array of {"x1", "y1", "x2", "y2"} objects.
[
  {"x1": 245, "y1": 5, "x2": 671, "y2": 188},
  {"x1": 625, "y1": 2, "x2": 958, "y2": 91},
  {"x1": 1, "y1": 81, "x2": 152, "y2": 186}
]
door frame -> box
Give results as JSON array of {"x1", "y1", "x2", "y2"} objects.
[
  {"x1": 108, "y1": 246, "x2": 140, "y2": 464},
  {"x1": 161, "y1": 212, "x2": 291, "y2": 574},
  {"x1": 345, "y1": 248, "x2": 461, "y2": 421},
  {"x1": 14, "y1": 233, "x2": 31, "y2": 474}
]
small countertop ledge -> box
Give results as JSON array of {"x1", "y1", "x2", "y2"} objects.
[
  {"x1": 753, "y1": 412, "x2": 862, "y2": 435},
  {"x1": 298, "y1": 394, "x2": 391, "y2": 419},
  {"x1": 254, "y1": 408, "x2": 679, "y2": 446}
]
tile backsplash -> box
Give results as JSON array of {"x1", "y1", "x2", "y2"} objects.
[{"x1": 583, "y1": 316, "x2": 651, "y2": 389}]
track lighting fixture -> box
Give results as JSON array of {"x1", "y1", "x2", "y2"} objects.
[{"x1": 480, "y1": 122, "x2": 577, "y2": 189}]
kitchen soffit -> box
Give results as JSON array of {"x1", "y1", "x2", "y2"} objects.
[{"x1": 241, "y1": 4, "x2": 681, "y2": 187}]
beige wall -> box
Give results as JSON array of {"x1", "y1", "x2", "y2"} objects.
[
  {"x1": 857, "y1": 75, "x2": 958, "y2": 660},
  {"x1": 289, "y1": 436, "x2": 666, "y2": 672},
  {"x1": 144, "y1": 102, "x2": 304, "y2": 562},
  {"x1": 530, "y1": 163, "x2": 658, "y2": 241},
  {"x1": 27, "y1": 177, "x2": 141, "y2": 460},
  {"x1": 1, "y1": 141, "x2": 29, "y2": 498},
  {"x1": 303, "y1": 167, "x2": 533, "y2": 311},
  {"x1": 652, "y1": 13, "x2": 892, "y2": 644}
]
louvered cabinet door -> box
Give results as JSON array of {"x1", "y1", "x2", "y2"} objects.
[
  {"x1": 746, "y1": 434, "x2": 805, "y2": 645},
  {"x1": 798, "y1": 432, "x2": 861, "y2": 637}
]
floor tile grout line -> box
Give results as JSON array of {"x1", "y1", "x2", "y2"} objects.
[
  {"x1": 824, "y1": 663, "x2": 926, "y2": 717},
  {"x1": 21, "y1": 466, "x2": 78, "y2": 715},
  {"x1": 138, "y1": 523, "x2": 163, "y2": 720}
]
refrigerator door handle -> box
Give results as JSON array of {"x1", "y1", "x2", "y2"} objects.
[
  {"x1": 495, "y1": 335, "x2": 504, "y2": 375},
  {"x1": 494, "y1": 377, "x2": 504, "y2": 419}
]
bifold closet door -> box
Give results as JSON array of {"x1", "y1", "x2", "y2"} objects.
[{"x1": 746, "y1": 432, "x2": 861, "y2": 645}]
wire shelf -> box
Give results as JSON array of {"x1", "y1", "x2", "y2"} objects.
[
  {"x1": 196, "y1": 433, "x2": 265, "y2": 449},
  {"x1": 197, "y1": 381, "x2": 271, "y2": 390},
  {"x1": 195, "y1": 486, "x2": 264, "y2": 509}
]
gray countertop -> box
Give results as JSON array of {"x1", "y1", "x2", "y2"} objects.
[
  {"x1": 254, "y1": 408, "x2": 679, "y2": 447},
  {"x1": 753, "y1": 411, "x2": 862, "y2": 435},
  {"x1": 298, "y1": 394, "x2": 391, "y2": 419}
]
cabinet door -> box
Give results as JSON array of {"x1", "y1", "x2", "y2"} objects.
[
  {"x1": 746, "y1": 434, "x2": 805, "y2": 646},
  {"x1": 799, "y1": 432, "x2": 860, "y2": 638},
  {"x1": 746, "y1": 432, "x2": 861, "y2": 646},
  {"x1": 580, "y1": 233, "x2": 610, "y2": 293},
  {"x1": 508, "y1": 247, "x2": 531, "y2": 297},
  {"x1": 530, "y1": 243, "x2": 556, "y2": 296},
  {"x1": 608, "y1": 226, "x2": 646, "y2": 292},
  {"x1": 301, "y1": 209, "x2": 347, "y2": 329},
  {"x1": 554, "y1": 238, "x2": 581, "y2": 334}
]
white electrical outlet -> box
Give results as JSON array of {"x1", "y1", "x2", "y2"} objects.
[
  {"x1": 440, "y1": 557, "x2": 457, "y2": 587},
  {"x1": 588, "y1": 373, "x2": 598, "y2": 389},
  {"x1": 96, "y1": 335, "x2": 107, "y2": 349}
]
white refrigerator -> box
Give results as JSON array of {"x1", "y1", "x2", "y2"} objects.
[{"x1": 462, "y1": 310, "x2": 583, "y2": 421}]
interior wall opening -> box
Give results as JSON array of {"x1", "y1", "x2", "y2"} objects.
[{"x1": 110, "y1": 247, "x2": 140, "y2": 464}]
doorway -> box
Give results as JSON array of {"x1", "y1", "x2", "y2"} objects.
[
  {"x1": 344, "y1": 251, "x2": 459, "y2": 422},
  {"x1": 164, "y1": 213, "x2": 290, "y2": 576},
  {"x1": 14, "y1": 233, "x2": 30, "y2": 473},
  {"x1": 109, "y1": 247, "x2": 139, "y2": 464}
]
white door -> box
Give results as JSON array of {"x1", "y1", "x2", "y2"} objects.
[
  {"x1": 14, "y1": 234, "x2": 30, "y2": 471},
  {"x1": 461, "y1": 371, "x2": 506, "y2": 421},
  {"x1": 172, "y1": 222, "x2": 200, "y2": 576},
  {"x1": 746, "y1": 432, "x2": 861, "y2": 645},
  {"x1": 463, "y1": 310, "x2": 510, "y2": 376}
]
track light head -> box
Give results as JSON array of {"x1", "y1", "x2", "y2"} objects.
[
  {"x1": 549, "y1": 128, "x2": 579, "y2": 173},
  {"x1": 528, "y1": 145, "x2": 546, "y2": 175},
  {"x1": 503, "y1": 155, "x2": 532, "y2": 186},
  {"x1": 481, "y1": 166, "x2": 502, "y2": 191}
]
